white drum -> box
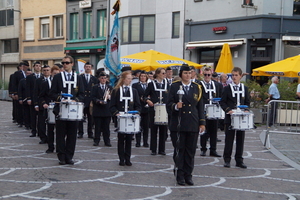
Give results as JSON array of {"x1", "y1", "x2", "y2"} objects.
[
  {"x1": 231, "y1": 110, "x2": 254, "y2": 130},
  {"x1": 47, "y1": 102, "x2": 56, "y2": 124},
  {"x1": 118, "y1": 114, "x2": 140, "y2": 134},
  {"x1": 205, "y1": 104, "x2": 225, "y2": 119},
  {"x1": 154, "y1": 104, "x2": 168, "y2": 125},
  {"x1": 59, "y1": 101, "x2": 84, "y2": 121}
]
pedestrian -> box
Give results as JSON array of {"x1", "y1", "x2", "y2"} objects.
[{"x1": 265, "y1": 76, "x2": 280, "y2": 127}]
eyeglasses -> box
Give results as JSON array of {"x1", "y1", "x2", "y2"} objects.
[
  {"x1": 62, "y1": 62, "x2": 72, "y2": 65},
  {"x1": 204, "y1": 74, "x2": 211, "y2": 76}
]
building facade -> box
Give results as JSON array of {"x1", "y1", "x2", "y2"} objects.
[
  {"x1": 184, "y1": 0, "x2": 300, "y2": 83},
  {"x1": 20, "y1": 0, "x2": 66, "y2": 68},
  {"x1": 0, "y1": 0, "x2": 20, "y2": 84}
]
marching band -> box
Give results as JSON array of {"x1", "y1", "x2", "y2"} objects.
[{"x1": 9, "y1": 56, "x2": 254, "y2": 185}]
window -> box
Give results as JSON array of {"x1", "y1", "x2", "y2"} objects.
[
  {"x1": 40, "y1": 18, "x2": 50, "y2": 38},
  {"x1": 4, "y1": 39, "x2": 18, "y2": 53},
  {"x1": 172, "y1": 12, "x2": 180, "y2": 38},
  {"x1": 54, "y1": 15, "x2": 63, "y2": 37},
  {"x1": 0, "y1": 9, "x2": 13, "y2": 26},
  {"x1": 294, "y1": 0, "x2": 300, "y2": 15},
  {"x1": 70, "y1": 13, "x2": 78, "y2": 40},
  {"x1": 97, "y1": 9, "x2": 107, "y2": 38},
  {"x1": 121, "y1": 15, "x2": 155, "y2": 44},
  {"x1": 83, "y1": 11, "x2": 92, "y2": 39},
  {"x1": 25, "y1": 19, "x2": 34, "y2": 40}
]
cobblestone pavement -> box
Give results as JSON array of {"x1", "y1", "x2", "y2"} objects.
[{"x1": 0, "y1": 100, "x2": 300, "y2": 200}]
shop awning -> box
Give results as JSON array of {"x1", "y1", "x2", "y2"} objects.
[{"x1": 186, "y1": 38, "x2": 246, "y2": 49}]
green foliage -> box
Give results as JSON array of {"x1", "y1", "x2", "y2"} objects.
[
  {"x1": 0, "y1": 80, "x2": 9, "y2": 90},
  {"x1": 277, "y1": 79, "x2": 298, "y2": 101}
]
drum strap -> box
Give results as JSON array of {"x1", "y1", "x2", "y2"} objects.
[
  {"x1": 120, "y1": 86, "x2": 133, "y2": 102},
  {"x1": 153, "y1": 79, "x2": 167, "y2": 92},
  {"x1": 61, "y1": 72, "x2": 77, "y2": 89}
]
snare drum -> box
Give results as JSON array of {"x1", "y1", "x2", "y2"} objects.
[
  {"x1": 118, "y1": 114, "x2": 140, "y2": 134},
  {"x1": 231, "y1": 110, "x2": 254, "y2": 130},
  {"x1": 59, "y1": 101, "x2": 84, "y2": 121},
  {"x1": 47, "y1": 102, "x2": 56, "y2": 124},
  {"x1": 154, "y1": 104, "x2": 168, "y2": 125},
  {"x1": 205, "y1": 104, "x2": 225, "y2": 119}
]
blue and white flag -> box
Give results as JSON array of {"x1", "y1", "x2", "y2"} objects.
[{"x1": 104, "y1": 11, "x2": 121, "y2": 84}]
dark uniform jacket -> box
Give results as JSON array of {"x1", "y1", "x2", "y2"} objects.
[
  {"x1": 9, "y1": 73, "x2": 15, "y2": 95},
  {"x1": 80, "y1": 74, "x2": 98, "y2": 108},
  {"x1": 26, "y1": 73, "x2": 41, "y2": 101},
  {"x1": 220, "y1": 83, "x2": 250, "y2": 124},
  {"x1": 18, "y1": 78, "x2": 28, "y2": 104},
  {"x1": 109, "y1": 87, "x2": 141, "y2": 116},
  {"x1": 33, "y1": 77, "x2": 48, "y2": 110},
  {"x1": 143, "y1": 79, "x2": 169, "y2": 104},
  {"x1": 200, "y1": 80, "x2": 223, "y2": 104},
  {"x1": 13, "y1": 70, "x2": 26, "y2": 95},
  {"x1": 39, "y1": 78, "x2": 52, "y2": 107},
  {"x1": 91, "y1": 84, "x2": 113, "y2": 117},
  {"x1": 167, "y1": 81, "x2": 206, "y2": 132},
  {"x1": 132, "y1": 82, "x2": 149, "y2": 114},
  {"x1": 49, "y1": 72, "x2": 84, "y2": 103}
]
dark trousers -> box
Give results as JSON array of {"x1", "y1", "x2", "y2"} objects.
[
  {"x1": 55, "y1": 120, "x2": 78, "y2": 162},
  {"x1": 17, "y1": 102, "x2": 23, "y2": 125},
  {"x1": 47, "y1": 123, "x2": 55, "y2": 150},
  {"x1": 78, "y1": 107, "x2": 93, "y2": 137},
  {"x1": 149, "y1": 110, "x2": 166, "y2": 153},
  {"x1": 23, "y1": 104, "x2": 31, "y2": 128},
  {"x1": 12, "y1": 99, "x2": 18, "y2": 121},
  {"x1": 94, "y1": 116, "x2": 111, "y2": 144},
  {"x1": 117, "y1": 133, "x2": 133, "y2": 162},
  {"x1": 38, "y1": 110, "x2": 47, "y2": 142},
  {"x1": 170, "y1": 131, "x2": 199, "y2": 181},
  {"x1": 268, "y1": 101, "x2": 278, "y2": 126},
  {"x1": 136, "y1": 112, "x2": 149, "y2": 145},
  {"x1": 223, "y1": 124, "x2": 245, "y2": 164},
  {"x1": 29, "y1": 105, "x2": 38, "y2": 135},
  {"x1": 200, "y1": 119, "x2": 218, "y2": 152}
]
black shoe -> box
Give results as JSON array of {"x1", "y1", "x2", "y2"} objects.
[
  {"x1": 185, "y1": 179, "x2": 194, "y2": 186},
  {"x1": 143, "y1": 144, "x2": 149, "y2": 147},
  {"x1": 88, "y1": 136, "x2": 94, "y2": 139},
  {"x1": 66, "y1": 160, "x2": 74, "y2": 165},
  {"x1": 29, "y1": 134, "x2": 36, "y2": 137},
  {"x1": 210, "y1": 151, "x2": 221, "y2": 157},
  {"x1": 217, "y1": 138, "x2": 222, "y2": 142},
  {"x1": 200, "y1": 151, "x2": 206, "y2": 156},
  {"x1": 177, "y1": 180, "x2": 185, "y2": 186},
  {"x1": 77, "y1": 135, "x2": 83, "y2": 139},
  {"x1": 45, "y1": 149, "x2": 54, "y2": 153},
  {"x1": 18, "y1": 124, "x2": 23, "y2": 128},
  {"x1": 39, "y1": 141, "x2": 47, "y2": 144},
  {"x1": 125, "y1": 161, "x2": 132, "y2": 166},
  {"x1": 25, "y1": 127, "x2": 30, "y2": 130},
  {"x1": 59, "y1": 160, "x2": 66, "y2": 165},
  {"x1": 151, "y1": 152, "x2": 157, "y2": 155},
  {"x1": 105, "y1": 143, "x2": 112, "y2": 147},
  {"x1": 93, "y1": 142, "x2": 99, "y2": 146},
  {"x1": 136, "y1": 143, "x2": 141, "y2": 147},
  {"x1": 236, "y1": 163, "x2": 247, "y2": 169},
  {"x1": 158, "y1": 152, "x2": 166, "y2": 155},
  {"x1": 224, "y1": 162, "x2": 230, "y2": 168},
  {"x1": 119, "y1": 161, "x2": 125, "y2": 166}
]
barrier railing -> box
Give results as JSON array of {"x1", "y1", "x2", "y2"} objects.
[{"x1": 264, "y1": 100, "x2": 300, "y2": 149}]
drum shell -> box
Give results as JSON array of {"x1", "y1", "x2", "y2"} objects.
[
  {"x1": 59, "y1": 102, "x2": 84, "y2": 121},
  {"x1": 231, "y1": 111, "x2": 254, "y2": 130},
  {"x1": 47, "y1": 102, "x2": 56, "y2": 124},
  {"x1": 118, "y1": 114, "x2": 140, "y2": 134},
  {"x1": 205, "y1": 104, "x2": 225, "y2": 119},
  {"x1": 154, "y1": 104, "x2": 168, "y2": 125}
]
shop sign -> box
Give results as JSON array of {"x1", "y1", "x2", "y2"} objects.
[
  {"x1": 213, "y1": 26, "x2": 227, "y2": 34},
  {"x1": 79, "y1": 0, "x2": 92, "y2": 8}
]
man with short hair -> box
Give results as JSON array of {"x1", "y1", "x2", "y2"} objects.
[
  {"x1": 266, "y1": 76, "x2": 280, "y2": 127},
  {"x1": 190, "y1": 66, "x2": 200, "y2": 83},
  {"x1": 78, "y1": 62, "x2": 98, "y2": 139}
]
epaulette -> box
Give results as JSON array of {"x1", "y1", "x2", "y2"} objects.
[{"x1": 172, "y1": 80, "x2": 181, "y2": 84}]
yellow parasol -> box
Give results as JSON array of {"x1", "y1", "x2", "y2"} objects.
[
  {"x1": 121, "y1": 49, "x2": 203, "y2": 71},
  {"x1": 252, "y1": 55, "x2": 300, "y2": 77},
  {"x1": 215, "y1": 43, "x2": 234, "y2": 74}
]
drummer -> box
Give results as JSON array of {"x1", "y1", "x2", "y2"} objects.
[
  {"x1": 109, "y1": 71, "x2": 141, "y2": 166},
  {"x1": 49, "y1": 55, "x2": 84, "y2": 165},
  {"x1": 220, "y1": 67, "x2": 250, "y2": 169},
  {"x1": 199, "y1": 67, "x2": 223, "y2": 157},
  {"x1": 144, "y1": 68, "x2": 169, "y2": 155}
]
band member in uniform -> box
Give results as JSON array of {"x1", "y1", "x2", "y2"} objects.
[
  {"x1": 39, "y1": 65, "x2": 60, "y2": 153},
  {"x1": 190, "y1": 66, "x2": 200, "y2": 83},
  {"x1": 167, "y1": 64, "x2": 206, "y2": 186},
  {"x1": 91, "y1": 73, "x2": 113, "y2": 147},
  {"x1": 220, "y1": 67, "x2": 250, "y2": 169},
  {"x1": 49, "y1": 55, "x2": 84, "y2": 165},
  {"x1": 199, "y1": 67, "x2": 222, "y2": 157},
  {"x1": 9, "y1": 69, "x2": 18, "y2": 123},
  {"x1": 132, "y1": 71, "x2": 149, "y2": 147},
  {"x1": 144, "y1": 68, "x2": 168, "y2": 155},
  {"x1": 78, "y1": 62, "x2": 98, "y2": 139},
  {"x1": 110, "y1": 71, "x2": 141, "y2": 166},
  {"x1": 34, "y1": 65, "x2": 51, "y2": 144},
  {"x1": 26, "y1": 61, "x2": 42, "y2": 137}
]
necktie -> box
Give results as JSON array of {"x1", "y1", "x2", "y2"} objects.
[
  {"x1": 185, "y1": 86, "x2": 189, "y2": 93},
  {"x1": 102, "y1": 85, "x2": 105, "y2": 91},
  {"x1": 206, "y1": 83, "x2": 210, "y2": 89},
  {"x1": 234, "y1": 85, "x2": 239, "y2": 91},
  {"x1": 36, "y1": 74, "x2": 39, "y2": 79},
  {"x1": 142, "y1": 83, "x2": 146, "y2": 90},
  {"x1": 157, "y1": 83, "x2": 162, "y2": 89},
  {"x1": 124, "y1": 86, "x2": 129, "y2": 95},
  {"x1": 86, "y1": 74, "x2": 89, "y2": 83},
  {"x1": 67, "y1": 73, "x2": 71, "y2": 81}
]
